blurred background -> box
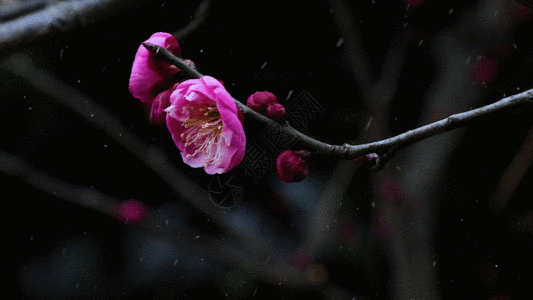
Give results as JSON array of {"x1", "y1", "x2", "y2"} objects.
[{"x1": 4, "y1": 0, "x2": 532, "y2": 299}]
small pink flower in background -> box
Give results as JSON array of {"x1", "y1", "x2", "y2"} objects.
[
  {"x1": 166, "y1": 76, "x2": 246, "y2": 174},
  {"x1": 378, "y1": 178, "x2": 405, "y2": 203},
  {"x1": 276, "y1": 150, "x2": 311, "y2": 183},
  {"x1": 247, "y1": 91, "x2": 286, "y2": 119},
  {"x1": 471, "y1": 57, "x2": 498, "y2": 84},
  {"x1": 116, "y1": 199, "x2": 146, "y2": 224},
  {"x1": 129, "y1": 32, "x2": 182, "y2": 105}
]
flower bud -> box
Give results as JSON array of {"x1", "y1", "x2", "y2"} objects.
[
  {"x1": 276, "y1": 150, "x2": 311, "y2": 183},
  {"x1": 352, "y1": 153, "x2": 378, "y2": 169},
  {"x1": 150, "y1": 89, "x2": 173, "y2": 124},
  {"x1": 247, "y1": 91, "x2": 285, "y2": 119},
  {"x1": 247, "y1": 91, "x2": 278, "y2": 113},
  {"x1": 266, "y1": 103, "x2": 286, "y2": 119}
]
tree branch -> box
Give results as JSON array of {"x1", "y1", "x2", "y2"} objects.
[
  {"x1": 0, "y1": 0, "x2": 153, "y2": 56},
  {"x1": 143, "y1": 43, "x2": 533, "y2": 162},
  {"x1": 173, "y1": 0, "x2": 212, "y2": 41}
]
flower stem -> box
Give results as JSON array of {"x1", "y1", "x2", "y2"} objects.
[{"x1": 143, "y1": 42, "x2": 533, "y2": 163}]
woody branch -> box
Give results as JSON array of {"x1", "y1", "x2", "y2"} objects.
[{"x1": 141, "y1": 42, "x2": 533, "y2": 163}]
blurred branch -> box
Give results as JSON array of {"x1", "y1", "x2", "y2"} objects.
[
  {"x1": 329, "y1": 0, "x2": 373, "y2": 99},
  {"x1": 2, "y1": 52, "x2": 312, "y2": 287},
  {"x1": 0, "y1": 0, "x2": 48, "y2": 21},
  {"x1": 0, "y1": 149, "x2": 122, "y2": 215},
  {"x1": 0, "y1": 148, "x2": 310, "y2": 287},
  {"x1": 141, "y1": 42, "x2": 533, "y2": 162},
  {"x1": 490, "y1": 126, "x2": 533, "y2": 212},
  {"x1": 0, "y1": 0, "x2": 153, "y2": 56},
  {"x1": 173, "y1": 0, "x2": 212, "y2": 41}
]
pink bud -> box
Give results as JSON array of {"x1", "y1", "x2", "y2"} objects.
[
  {"x1": 182, "y1": 59, "x2": 196, "y2": 70},
  {"x1": 352, "y1": 153, "x2": 378, "y2": 169},
  {"x1": 247, "y1": 91, "x2": 278, "y2": 114},
  {"x1": 117, "y1": 199, "x2": 146, "y2": 224},
  {"x1": 266, "y1": 103, "x2": 286, "y2": 119},
  {"x1": 276, "y1": 150, "x2": 311, "y2": 183},
  {"x1": 150, "y1": 89, "x2": 173, "y2": 124}
]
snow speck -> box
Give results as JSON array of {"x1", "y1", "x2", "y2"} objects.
[
  {"x1": 449, "y1": 9, "x2": 453, "y2": 14},
  {"x1": 195, "y1": 235, "x2": 200, "y2": 239},
  {"x1": 60, "y1": 48, "x2": 64, "y2": 60},
  {"x1": 200, "y1": 49, "x2": 203, "y2": 53},
  {"x1": 28, "y1": 107, "x2": 32, "y2": 110},
  {"x1": 433, "y1": 261, "x2": 437, "y2": 267},
  {"x1": 336, "y1": 38, "x2": 344, "y2": 47},
  {"x1": 286, "y1": 90, "x2": 293, "y2": 100},
  {"x1": 75, "y1": 282, "x2": 79, "y2": 288},
  {"x1": 418, "y1": 39, "x2": 423, "y2": 46},
  {"x1": 365, "y1": 117, "x2": 373, "y2": 131},
  {"x1": 261, "y1": 62, "x2": 268, "y2": 69},
  {"x1": 174, "y1": 259, "x2": 178, "y2": 265}
]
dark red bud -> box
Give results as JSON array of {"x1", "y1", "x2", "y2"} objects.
[
  {"x1": 266, "y1": 103, "x2": 286, "y2": 119},
  {"x1": 276, "y1": 150, "x2": 311, "y2": 183},
  {"x1": 247, "y1": 91, "x2": 278, "y2": 114}
]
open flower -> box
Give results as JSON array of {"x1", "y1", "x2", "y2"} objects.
[
  {"x1": 129, "y1": 32, "x2": 181, "y2": 104},
  {"x1": 166, "y1": 76, "x2": 246, "y2": 174}
]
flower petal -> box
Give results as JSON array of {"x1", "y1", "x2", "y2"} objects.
[
  {"x1": 166, "y1": 76, "x2": 246, "y2": 174},
  {"x1": 129, "y1": 32, "x2": 181, "y2": 104}
]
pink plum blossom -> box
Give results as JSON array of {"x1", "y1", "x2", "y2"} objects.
[
  {"x1": 165, "y1": 76, "x2": 246, "y2": 174},
  {"x1": 129, "y1": 32, "x2": 182, "y2": 104}
]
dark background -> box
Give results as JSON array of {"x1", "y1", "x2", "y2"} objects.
[{"x1": 4, "y1": 0, "x2": 532, "y2": 299}]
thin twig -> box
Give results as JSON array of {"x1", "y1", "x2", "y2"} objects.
[
  {"x1": 142, "y1": 42, "x2": 533, "y2": 161},
  {"x1": 173, "y1": 0, "x2": 212, "y2": 41},
  {"x1": 0, "y1": 0, "x2": 153, "y2": 56}
]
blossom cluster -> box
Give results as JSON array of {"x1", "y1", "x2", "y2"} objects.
[
  {"x1": 130, "y1": 32, "x2": 358, "y2": 183},
  {"x1": 129, "y1": 33, "x2": 245, "y2": 174}
]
